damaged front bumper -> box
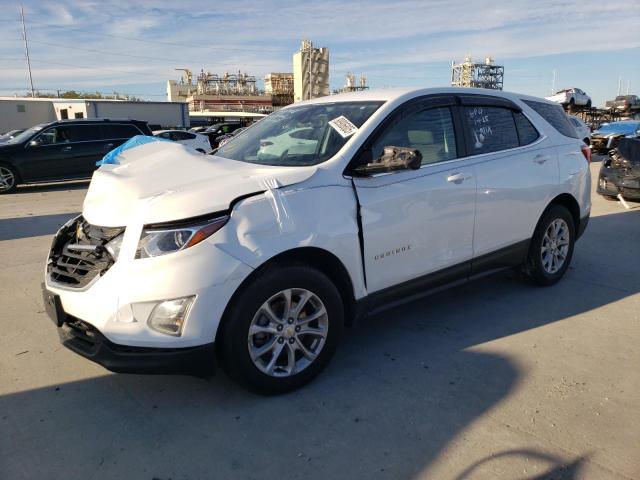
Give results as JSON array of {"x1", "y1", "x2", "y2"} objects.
[
  {"x1": 43, "y1": 215, "x2": 253, "y2": 375},
  {"x1": 43, "y1": 285, "x2": 216, "y2": 375}
]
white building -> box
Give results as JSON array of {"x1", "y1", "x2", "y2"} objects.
[
  {"x1": 293, "y1": 40, "x2": 329, "y2": 102},
  {"x1": 0, "y1": 97, "x2": 189, "y2": 132}
]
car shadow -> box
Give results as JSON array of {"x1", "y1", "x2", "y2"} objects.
[
  {"x1": 0, "y1": 212, "x2": 80, "y2": 241},
  {"x1": 0, "y1": 209, "x2": 637, "y2": 479}
]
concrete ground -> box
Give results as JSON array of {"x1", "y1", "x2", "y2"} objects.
[{"x1": 0, "y1": 161, "x2": 638, "y2": 480}]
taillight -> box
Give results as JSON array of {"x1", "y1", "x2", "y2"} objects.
[{"x1": 581, "y1": 144, "x2": 591, "y2": 163}]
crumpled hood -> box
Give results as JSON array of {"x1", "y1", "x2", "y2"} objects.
[{"x1": 83, "y1": 141, "x2": 316, "y2": 226}]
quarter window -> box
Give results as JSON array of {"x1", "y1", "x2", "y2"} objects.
[
  {"x1": 523, "y1": 100, "x2": 578, "y2": 139},
  {"x1": 463, "y1": 106, "x2": 519, "y2": 154},
  {"x1": 371, "y1": 106, "x2": 458, "y2": 165},
  {"x1": 513, "y1": 111, "x2": 540, "y2": 146}
]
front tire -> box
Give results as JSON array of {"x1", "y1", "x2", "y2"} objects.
[
  {"x1": 0, "y1": 165, "x2": 18, "y2": 194},
  {"x1": 524, "y1": 205, "x2": 575, "y2": 286},
  {"x1": 219, "y1": 264, "x2": 343, "y2": 393}
]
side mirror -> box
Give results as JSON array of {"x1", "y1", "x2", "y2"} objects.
[
  {"x1": 29, "y1": 139, "x2": 41, "y2": 147},
  {"x1": 353, "y1": 146, "x2": 422, "y2": 176}
]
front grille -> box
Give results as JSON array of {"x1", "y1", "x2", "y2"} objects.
[{"x1": 47, "y1": 216, "x2": 124, "y2": 288}]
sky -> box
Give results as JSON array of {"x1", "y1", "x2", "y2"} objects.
[{"x1": 0, "y1": 0, "x2": 638, "y2": 107}]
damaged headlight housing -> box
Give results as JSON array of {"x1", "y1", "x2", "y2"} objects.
[
  {"x1": 105, "y1": 233, "x2": 124, "y2": 260},
  {"x1": 136, "y1": 215, "x2": 229, "y2": 259}
]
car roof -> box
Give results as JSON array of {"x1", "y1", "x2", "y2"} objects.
[
  {"x1": 38, "y1": 118, "x2": 147, "y2": 128},
  {"x1": 291, "y1": 87, "x2": 558, "y2": 107}
]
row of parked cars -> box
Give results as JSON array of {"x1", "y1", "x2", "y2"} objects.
[
  {"x1": 0, "y1": 118, "x2": 249, "y2": 193},
  {"x1": 546, "y1": 88, "x2": 640, "y2": 114}
]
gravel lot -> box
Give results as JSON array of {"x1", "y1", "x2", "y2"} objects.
[{"x1": 1, "y1": 160, "x2": 638, "y2": 480}]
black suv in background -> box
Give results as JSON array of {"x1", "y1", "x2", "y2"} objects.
[
  {"x1": 0, "y1": 118, "x2": 152, "y2": 193},
  {"x1": 203, "y1": 122, "x2": 243, "y2": 148}
]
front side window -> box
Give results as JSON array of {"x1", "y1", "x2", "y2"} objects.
[
  {"x1": 36, "y1": 127, "x2": 74, "y2": 145},
  {"x1": 215, "y1": 101, "x2": 383, "y2": 166},
  {"x1": 370, "y1": 106, "x2": 457, "y2": 165},
  {"x1": 463, "y1": 106, "x2": 519, "y2": 154}
]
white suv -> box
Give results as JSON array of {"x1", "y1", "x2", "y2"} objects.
[
  {"x1": 153, "y1": 129, "x2": 212, "y2": 153},
  {"x1": 43, "y1": 88, "x2": 591, "y2": 392}
]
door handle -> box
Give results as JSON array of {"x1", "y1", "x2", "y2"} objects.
[
  {"x1": 61, "y1": 146, "x2": 72, "y2": 152},
  {"x1": 102, "y1": 143, "x2": 115, "y2": 151},
  {"x1": 533, "y1": 154, "x2": 550, "y2": 164},
  {"x1": 447, "y1": 172, "x2": 470, "y2": 184}
]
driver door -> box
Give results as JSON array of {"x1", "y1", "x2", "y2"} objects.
[
  {"x1": 20, "y1": 126, "x2": 78, "y2": 181},
  {"x1": 351, "y1": 96, "x2": 476, "y2": 293}
]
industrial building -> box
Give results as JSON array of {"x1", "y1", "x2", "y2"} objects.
[
  {"x1": 167, "y1": 69, "x2": 275, "y2": 120},
  {"x1": 0, "y1": 97, "x2": 189, "y2": 132},
  {"x1": 264, "y1": 73, "x2": 294, "y2": 107},
  {"x1": 451, "y1": 55, "x2": 504, "y2": 90},
  {"x1": 293, "y1": 40, "x2": 330, "y2": 102},
  {"x1": 334, "y1": 73, "x2": 368, "y2": 94}
]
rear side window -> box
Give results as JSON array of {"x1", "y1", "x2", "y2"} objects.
[
  {"x1": 66, "y1": 125, "x2": 104, "y2": 142},
  {"x1": 523, "y1": 100, "x2": 578, "y2": 139},
  {"x1": 463, "y1": 106, "x2": 519, "y2": 154},
  {"x1": 513, "y1": 112, "x2": 540, "y2": 146},
  {"x1": 103, "y1": 124, "x2": 141, "y2": 139}
]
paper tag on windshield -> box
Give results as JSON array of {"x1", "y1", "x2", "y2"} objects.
[{"x1": 328, "y1": 116, "x2": 358, "y2": 138}]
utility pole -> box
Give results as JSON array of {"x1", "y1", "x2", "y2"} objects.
[
  {"x1": 626, "y1": 79, "x2": 630, "y2": 95},
  {"x1": 19, "y1": 4, "x2": 35, "y2": 97},
  {"x1": 551, "y1": 69, "x2": 556, "y2": 94},
  {"x1": 617, "y1": 76, "x2": 622, "y2": 96}
]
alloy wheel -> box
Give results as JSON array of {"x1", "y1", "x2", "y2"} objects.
[
  {"x1": 247, "y1": 288, "x2": 328, "y2": 377},
  {"x1": 541, "y1": 218, "x2": 570, "y2": 274},
  {"x1": 0, "y1": 167, "x2": 15, "y2": 192}
]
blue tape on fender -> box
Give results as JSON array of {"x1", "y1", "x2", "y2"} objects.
[{"x1": 97, "y1": 135, "x2": 171, "y2": 166}]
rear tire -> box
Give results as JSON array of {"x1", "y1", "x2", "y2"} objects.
[
  {"x1": 586, "y1": 100, "x2": 592, "y2": 108},
  {"x1": 0, "y1": 164, "x2": 18, "y2": 194},
  {"x1": 523, "y1": 205, "x2": 575, "y2": 286},
  {"x1": 219, "y1": 264, "x2": 343, "y2": 394}
]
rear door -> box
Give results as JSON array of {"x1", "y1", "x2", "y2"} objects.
[
  {"x1": 351, "y1": 96, "x2": 477, "y2": 293},
  {"x1": 459, "y1": 97, "x2": 558, "y2": 267},
  {"x1": 60, "y1": 124, "x2": 113, "y2": 177}
]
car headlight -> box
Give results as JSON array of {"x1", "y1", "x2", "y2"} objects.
[
  {"x1": 136, "y1": 215, "x2": 229, "y2": 259},
  {"x1": 105, "y1": 233, "x2": 124, "y2": 260}
]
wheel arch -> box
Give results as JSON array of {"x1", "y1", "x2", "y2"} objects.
[
  {"x1": 0, "y1": 160, "x2": 22, "y2": 187},
  {"x1": 217, "y1": 246, "x2": 357, "y2": 344},
  {"x1": 544, "y1": 193, "x2": 581, "y2": 232}
]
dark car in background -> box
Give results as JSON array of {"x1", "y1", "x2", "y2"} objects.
[
  {"x1": 203, "y1": 122, "x2": 243, "y2": 148},
  {"x1": 590, "y1": 120, "x2": 640, "y2": 154},
  {"x1": 0, "y1": 118, "x2": 152, "y2": 193},
  {"x1": 0, "y1": 129, "x2": 25, "y2": 143},
  {"x1": 597, "y1": 137, "x2": 640, "y2": 201}
]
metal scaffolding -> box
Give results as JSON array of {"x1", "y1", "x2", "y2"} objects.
[
  {"x1": 451, "y1": 55, "x2": 504, "y2": 90},
  {"x1": 195, "y1": 70, "x2": 258, "y2": 96}
]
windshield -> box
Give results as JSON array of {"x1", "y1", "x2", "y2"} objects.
[
  {"x1": 5, "y1": 124, "x2": 47, "y2": 144},
  {"x1": 215, "y1": 101, "x2": 383, "y2": 166},
  {"x1": 597, "y1": 122, "x2": 640, "y2": 135}
]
